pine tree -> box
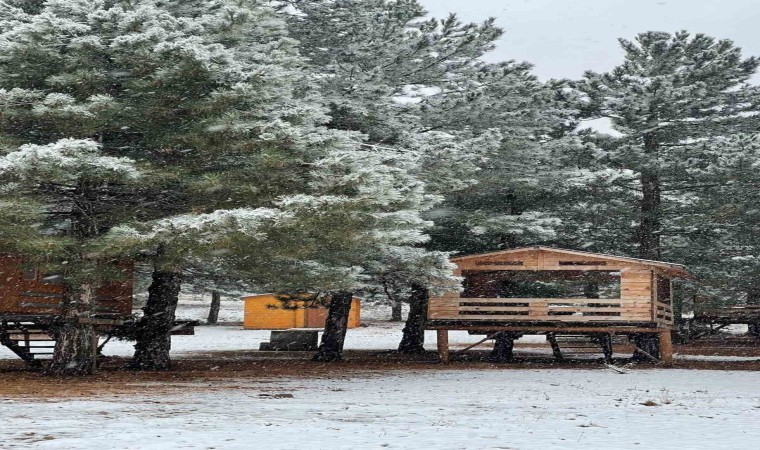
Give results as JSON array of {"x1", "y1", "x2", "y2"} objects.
[
  {"x1": 574, "y1": 31, "x2": 760, "y2": 260},
  {"x1": 283, "y1": 0, "x2": 508, "y2": 352},
  {"x1": 0, "y1": 0, "x2": 359, "y2": 371},
  {"x1": 669, "y1": 134, "x2": 760, "y2": 324}
]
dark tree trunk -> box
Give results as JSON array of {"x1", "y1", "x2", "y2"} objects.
[
  {"x1": 638, "y1": 132, "x2": 661, "y2": 260},
  {"x1": 632, "y1": 333, "x2": 660, "y2": 362},
  {"x1": 747, "y1": 290, "x2": 760, "y2": 338},
  {"x1": 313, "y1": 291, "x2": 353, "y2": 362},
  {"x1": 391, "y1": 300, "x2": 403, "y2": 322},
  {"x1": 128, "y1": 270, "x2": 182, "y2": 370},
  {"x1": 49, "y1": 192, "x2": 100, "y2": 376},
  {"x1": 595, "y1": 333, "x2": 613, "y2": 363},
  {"x1": 48, "y1": 283, "x2": 97, "y2": 376},
  {"x1": 398, "y1": 283, "x2": 429, "y2": 354},
  {"x1": 547, "y1": 333, "x2": 563, "y2": 359},
  {"x1": 207, "y1": 291, "x2": 222, "y2": 325},
  {"x1": 488, "y1": 332, "x2": 518, "y2": 362}
]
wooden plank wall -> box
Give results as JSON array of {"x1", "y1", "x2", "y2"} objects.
[
  {"x1": 244, "y1": 296, "x2": 361, "y2": 329},
  {"x1": 620, "y1": 269, "x2": 654, "y2": 321},
  {"x1": 0, "y1": 256, "x2": 133, "y2": 316},
  {"x1": 454, "y1": 249, "x2": 645, "y2": 273}
]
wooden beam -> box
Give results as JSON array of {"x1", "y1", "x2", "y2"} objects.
[
  {"x1": 436, "y1": 329, "x2": 450, "y2": 364},
  {"x1": 427, "y1": 324, "x2": 660, "y2": 334}
]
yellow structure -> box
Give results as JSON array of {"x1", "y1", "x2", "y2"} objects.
[{"x1": 243, "y1": 294, "x2": 361, "y2": 330}]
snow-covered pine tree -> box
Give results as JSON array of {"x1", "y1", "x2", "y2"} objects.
[
  {"x1": 423, "y1": 63, "x2": 583, "y2": 255},
  {"x1": 282, "y1": 0, "x2": 506, "y2": 350},
  {"x1": 573, "y1": 31, "x2": 760, "y2": 260},
  {"x1": 667, "y1": 134, "x2": 760, "y2": 326},
  {"x1": 0, "y1": 0, "x2": 359, "y2": 371}
]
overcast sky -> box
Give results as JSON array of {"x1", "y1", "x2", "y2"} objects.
[{"x1": 419, "y1": 0, "x2": 760, "y2": 82}]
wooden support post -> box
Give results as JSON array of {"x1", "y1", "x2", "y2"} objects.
[
  {"x1": 658, "y1": 330, "x2": 673, "y2": 365},
  {"x1": 436, "y1": 329, "x2": 450, "y2": 364}
]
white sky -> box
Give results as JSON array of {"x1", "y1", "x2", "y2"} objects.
[{"x1": 419, "y1": 0, "x2": 760, "y2": 82}]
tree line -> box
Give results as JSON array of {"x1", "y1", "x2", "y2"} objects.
[{"x1": 0, "y1": 0, "x2": 758, "y2": 375}]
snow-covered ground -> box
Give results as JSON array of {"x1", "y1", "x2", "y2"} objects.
[
  {"x1": 1, "y1": 369, "x2": 759, "y2": 449},
  {"x1": 2, "y1": 299, "x2": 760, "y2": 449},
  {"x1": 0, "y1": 322, "x2": 508, "y2": 360}
]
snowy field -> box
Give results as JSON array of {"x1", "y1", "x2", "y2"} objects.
[
  {"x1": 2, "y1": 297, "x2": 759, "y2": 450},
  {"x1": 1, "y1": 369, "x2": 759, "y2": 449},
  {"x1": 2, "y1": 299, "x2": 760, "y2": 449}
]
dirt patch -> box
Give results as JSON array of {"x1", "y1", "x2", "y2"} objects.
[{"x1": 1, "y1": 348, "x2": 759, "y2": 400}]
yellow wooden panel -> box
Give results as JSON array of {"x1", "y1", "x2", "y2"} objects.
[
  {"x1": 243, "y1": 294, "x2": 362, "y2": 329},
  {"x1": 243, "y1": 295, "x2": 297, "y2": 329},
  {"x1": 348, "y1": 298, "x2": 361, "y2": 328}
]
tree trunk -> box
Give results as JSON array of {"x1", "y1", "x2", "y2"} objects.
[
  {"x1": 313, "y1": 291, "x2": 353, "y2": 362},
  {"x1": 638, "y1": 132, "x2": 661, "y2": 260},
  {"x1": 398, "y1": 283, "x2": 429, "y2": 354},
  {"x1": 207, "y1": 290, "x2": 221, "y2": 325},
  {"x1": 48, "y1": 283, "x2": 97, "y2": 376},
  {"x1": 488, "y1": 332, "x2": 517, "y2": 362},
  {"x1": 391, "y1": 299, "x2": 403, "y2": 322},
  {"x1": 632, "y1": 333, "x2": 660, "y2": 362},
  {"x1": 128, "y1": 270, "x2": 182, "y2": 370}
]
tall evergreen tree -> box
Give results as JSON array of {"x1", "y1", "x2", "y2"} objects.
[
  {"x1": 573, "y1": 31, "x2": 760, "y2": 261},
  {"x1": 0, "y1": 0, "x2": 358, "y2": 372}
]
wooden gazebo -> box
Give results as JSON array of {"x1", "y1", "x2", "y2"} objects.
[{"x1": 427, "y1": 246, "x2": 692, "y2": 363}]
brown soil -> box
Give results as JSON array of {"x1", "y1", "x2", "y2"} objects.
[{"x1": 1, "y1": 343, "x2": 758, "y2": 400}]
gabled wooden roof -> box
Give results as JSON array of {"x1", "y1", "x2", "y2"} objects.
[{"x1": 451, "y1": 246, "x2": 693, "y2": 279}]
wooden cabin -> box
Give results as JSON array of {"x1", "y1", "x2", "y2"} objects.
[
  {"x1": 428, "y1": 246, "x2": 692, "y2": 363},
  {"x1": 243, "y1": 294, "x2": 361, "y2": 330}
]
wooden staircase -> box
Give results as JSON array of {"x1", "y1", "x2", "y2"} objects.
[{"x1": 0, "y1": 319, "x2": 56, "y2": 367}]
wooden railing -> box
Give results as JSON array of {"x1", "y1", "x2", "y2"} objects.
[
  {"x1": 429, "y1": 297, "x2": 653, "y2": 323},
  {"x1": 653, "y1": 299, "x2": 673, "y2": 325}
]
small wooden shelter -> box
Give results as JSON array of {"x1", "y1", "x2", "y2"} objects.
[
  {"x1": 427, "y1": 246, "x2": 692, "y2": 363},
  {"x1": 0, "y1": 255, "x2": 133, "y2": 317},
  {"x1": 0, "y1": 255, "x2": 196, "y2": 367},
  {"x1": 243, "y1": 294, "x2": 361, "y2": 330},
  {"x1": 0, "y1": 255, "x2": 134, "y2": 365}
]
